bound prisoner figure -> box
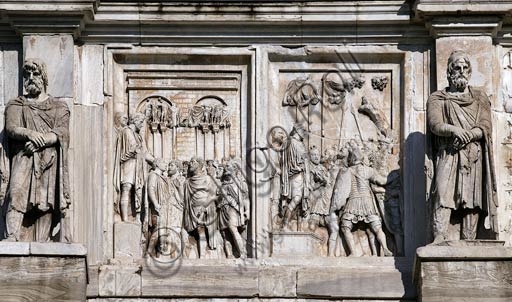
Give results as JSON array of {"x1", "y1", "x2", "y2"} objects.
[
  {"x1": 308, "y1": 145, "x2": 332, "y2": 231},
  {"x1": 217, "y1": 159, "x2": 249, "y2": 258},
  {"x1": 427, "y1": 50, "x2": 497, "y2": 243},
  {"x1": 281, "y1": 123, "x2": 310, "y2": 230},
  {"x1": 114, "y1": 112, "x2": 154, "y2": 222},
  {"x1": 334, "y1": 140, "x2": 392, "y2": 257},
  {"x1": 3, "y1": 59, "x2": 71, "y2": 242}
]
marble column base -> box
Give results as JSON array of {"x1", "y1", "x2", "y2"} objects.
[{"x1": 414, "y1": 240, "x2": 512, "y2": 302}]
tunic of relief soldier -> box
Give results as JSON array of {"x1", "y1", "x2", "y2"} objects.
[
  {"x1": 342, "y1": 164, "x2": 380, "y2": 223},
  {"x1": 4, "y1": 96, "x2": 70, "y2": 213},
  {"x1": 309, "y1": 163, "x2": 332, "y2": 216},
  {"x1": 427, "y1": 87, "x2": 497, "y2": 230},
  {"x1": 218, "y1": 179, "x2": 247, "y2": 229}
]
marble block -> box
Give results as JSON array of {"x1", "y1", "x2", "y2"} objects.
[
  {"x1": 270, "y1": 231, "x2": 323, "y2": 257},
  {"x1": 0, "y1": 242, "x2": 87, "y2": 301},
  {"x1": 414, "y1": 241, "x2": 512, "y2": 302},
  {"x1": 114, "y1": 222, "x2": 143, "y2": 262}
]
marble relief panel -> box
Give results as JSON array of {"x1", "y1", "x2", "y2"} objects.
[{"x1": 259, "y1": 51, "x2": 405, "y2": 258}]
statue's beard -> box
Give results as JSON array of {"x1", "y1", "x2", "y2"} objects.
[
  {"x1": 449, "y1": 73, "x2": 469, "y2": 92},
  {"x1": 24, "y1": 80, "x2": 43, "y2": 96}
]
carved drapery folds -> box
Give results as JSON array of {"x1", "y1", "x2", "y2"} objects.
[
  {"x1": 140, "y1": 96, "x2": 180, "y2": 133},
  {"x1": 180, "y1": 97, "x2": 231, "y2": 134}
]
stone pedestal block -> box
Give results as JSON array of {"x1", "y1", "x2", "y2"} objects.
[
  {"x1": 114, "y1": 222, "x2": 143, "y2": 262},
  {"x1": 414, "y1": 241, "x2": 512, "y2": 302},
  {"x1": 0, "y1": 242, "x2": 87, "y2": 301},
  {"x1": 270, "y1": 231, "x2": 323, "y2": 257}
]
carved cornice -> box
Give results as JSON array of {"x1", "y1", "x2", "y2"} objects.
[
  {"x1": 427, "y1": 16, "x2": 503, "y2": 38},
  {"x1": 0, "y1": 0, "x2": 98, "y2": 38},
  {"x1": 414, "y1": 0, "x2": 512, "y2": 38},
  {"x1": 0, "y1": 1, "x2": 428, "y2": 44}
]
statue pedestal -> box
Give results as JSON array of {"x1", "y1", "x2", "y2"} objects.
[
  {"x1": 414, "y1": 240, "x2": 512, "y2": 302},
  {"x1": 114, "y1": 222, "x2": 143, "y2": 262},
  {"x1": 0, "y1": 242, "x2": 87, "y2": 301},
  {"x1": 270, "y1": 231, "x2": 323, "y2": 257}
]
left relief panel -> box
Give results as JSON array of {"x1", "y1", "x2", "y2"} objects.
[{"x1": 108, "y1": 49, "x2": 254, "y2": 263}]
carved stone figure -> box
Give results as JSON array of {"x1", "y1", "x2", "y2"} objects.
[
  {"x1": 114, "y1": 112, "x2": 128, "y2": 131},
  {"x1": 180, "y1": 104, "x2": 231, "y2": 133},
  {"x1": 146, "y1": 159, "x2": 185, "y2": 258},
  {"x1": 113, "y1": 112, "x2": 154, "y2": 222},
  {"x1": 183, "y1": 157, "x2": 219, "y2": 258},
  {"x1": 282, "y1": 78, "x2": 321, "y2": 107},
  {"x1": 3, "y1": 59, "x2": 71, "y2": 242},
  {"x1": 217, "y1": 159, "x2": 249, "y2": 258},
  {"x1": 146, "y1": 158, "x2": 170, "y2": 257},
  {"x1": 334, "y1": 141, "x2": 392, "y2": 256},
  {"x1": 427, "y1": 50, "x2": 497, "y2": 243},
  {"x1": 308, "y1": 146, "x2": 332, "y2": 230},
  {"x1": 321, "y1": 73, "x2": 365, "y2": 105},
  {"x1": 281, "y1": 123, "x2": 310, "y2": 230}
]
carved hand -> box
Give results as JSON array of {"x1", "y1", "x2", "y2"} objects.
[
  {"x1": 452, "y1": 127, "x2": 472, "y2": 149},
  {"x1": 24, "y1": 141, "x2": 39, "y2": 155},
  {"x1": 27, "y1": 131, "x2": 46, "y2": 148}
]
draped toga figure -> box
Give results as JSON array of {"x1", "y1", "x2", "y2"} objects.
[
  {"x1": 281, "y1": 123, "x2": 310, "y2": 230},
  {"x1": 3, "y1": 59, "x2": 71, "y2": 242},
  {"x1": 114, "y1": 112, "x2": 153, "y2": 222},
  {"x1": 183, "y1": 157, "x2": 219, "y2": 258},
  {"x1": 427, "y1": 50, "x2": 497, "y2": 243}
]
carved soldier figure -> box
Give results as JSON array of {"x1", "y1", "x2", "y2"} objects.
[
  {"x1": 114, "y1": 112, "x2": 153, "y2": 222},
  {"x1": 427, "y1": 50, "x2": 497, "y2": 242},
  {"x1": 146, "y1": 158, "x2": 170, "y2": 256},
  {"x1": 281, "y1": 123, "x2": 310, "y2": 230},
  {"x1": 3, "y1": 59, "x2": 71, "y2": 242},
  {"x1": 114, "y1": 112, "x2": 128, "y2": 130},
  {"x1": 183, "y1": 157, "x2": 219, "y2": 258},
  {"x1": 217, "y1": 160, "x2": 249, "y2": 258},
  {"x1": 146, "y1": 159, "x2": 186, "y2": 258},
  {"x1": 168, "y1": 160, "x2": 185, "y2": 201},
  {"x1": 336, "y1": 141, "x2": 392, "y2": 256},
  {"x1": 308, "y1": 146, "x2": 332, "y2": 230}
]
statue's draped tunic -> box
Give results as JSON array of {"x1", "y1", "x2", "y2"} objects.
[
  {"x1": 309, "y1": 163, "x2": 332, "y2": 216},
  {"x1": 280, "y1": 136, "x2": 310, "y2": 200},
  {"x1": 218, "y1": 179, "x2": 247, "y2": 229},
  {"x1": 148, "y1": 171, "x2": 183, "y2": 233},
  {"x1": 4, "y1": 96, "x2": 70, "y2": 214},
  {"x1": 427, "y1": 86, "x2": 497, "y2": 231},
  {"x1": 113, "y1": 126, "x2": 146, "y2": 212},
  {"x1": 183, "y1": 173, "x2": 218, "y2": 247}
]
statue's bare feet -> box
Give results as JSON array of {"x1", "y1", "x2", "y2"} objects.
[{"x1": 383, "y1": 248, "x2": 393, "y2": 257}]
